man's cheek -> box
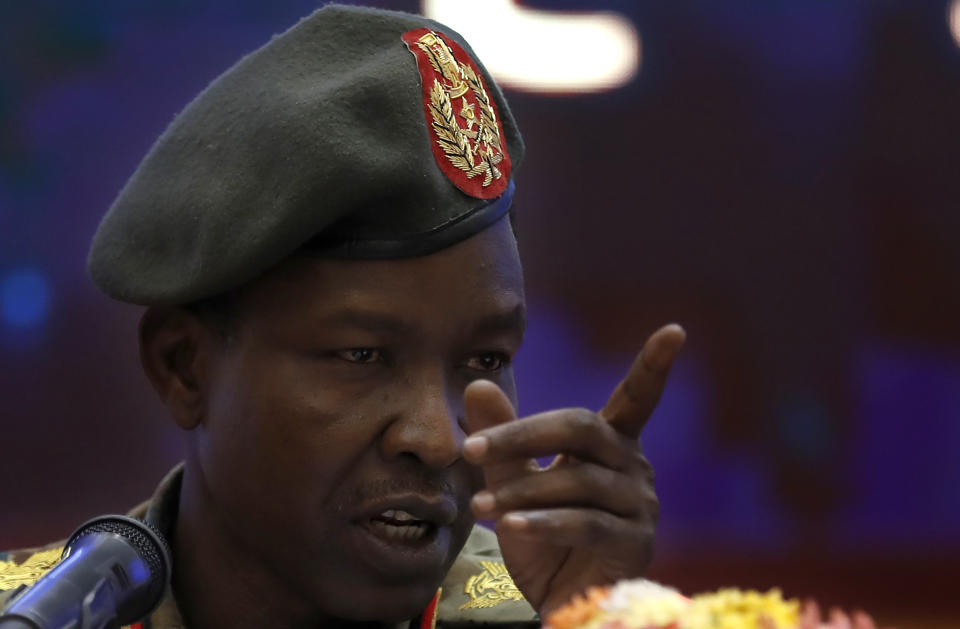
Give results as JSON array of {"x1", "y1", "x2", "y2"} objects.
[{"x1": 459, "y1": 464, "x2": 486, "y2": 515}]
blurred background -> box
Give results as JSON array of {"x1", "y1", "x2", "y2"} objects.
[{"x1": 1, "y1": 1, "x2": 958, "y2": 627}]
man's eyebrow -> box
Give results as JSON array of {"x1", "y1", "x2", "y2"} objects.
[
  {"x1": 471, "y1": 304, "x2": 527, "y2": 338},
  {"x1": 315, "y1": 304, "x2": 526, "y2": 338},
  {"x1": 317, "y1": 309, "x2": 413, "y2": 335}
]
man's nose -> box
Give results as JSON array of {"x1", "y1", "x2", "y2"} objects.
[{"x1": 379, "y1": 373, "x2": 464, "y2": 469}]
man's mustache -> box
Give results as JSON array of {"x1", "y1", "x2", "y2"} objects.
[{"x1": 338, "y1": 471, "x2": 477, "y2": 514}]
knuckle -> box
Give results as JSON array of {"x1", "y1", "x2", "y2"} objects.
[
  {"x1": 625, "y1": 481, "x2": 658, "y2": 517},
  {"x1": 569, "y1": 408, "x2": 610, "y2": 449},
  {"x1": 620, "y1": 376, "x2": 645, "y2": 406},
  {"x1": 626, "y1": 447, "x2": 651, "y2": 470},
  {"x1": 490, "y1": 487, "x2": 511, "y2": 509},
  {"x1": 496, "y1": 478, "x2": 536, "y2": 509},
  {"x1": 583, "y1": 467, "x2": 620, "y2": 504},
  {"x1": 513, "y1": 479, "x2": 542, "y2": 505},
  {"x1": 617, "y1": 518, "x2": 655, "y2": 554},
  {"x1": 574, "y1": 461, "x2": 604, "y2": 486},
  {"x1": 580, "y1": 513, "x2": 608, "y2": 544},
  {"x1": 506, "y1": 419, "x2": 534, "y2": 444},
  {"x1": 646, "y1": 493, "x2": 660, "y2": 523},
  {"x1": 624, "y1": 483, "x2": 653, "y2": 514},
  {"x1": 618, "y1": 446, "x2": 655, "y2": 481},
  {"x1": 569, "y1": 408, "x2": 598, "y2": 433}
]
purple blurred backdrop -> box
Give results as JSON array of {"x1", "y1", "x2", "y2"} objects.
[{"x1": 1, "y1": 1, "x2": 958, "y2": 627}]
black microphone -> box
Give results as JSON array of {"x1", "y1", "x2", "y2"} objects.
[{"x1": 0, "y1": 515, "x2": 172, "y2": 629}]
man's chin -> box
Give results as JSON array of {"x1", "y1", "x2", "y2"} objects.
[
  {"x1": 290, "y1": 517, "x2": 474, "y2": 621},
  {"x1": 300, "y1": 526, "x2": 455, "y2": 622},
  {"x1": 317, "y1": 578, "x2": 443, "y2": 623}
]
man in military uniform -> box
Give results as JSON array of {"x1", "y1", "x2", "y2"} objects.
[{"x1": 0, "y1": 5, "x2": 684, "y2": 628}]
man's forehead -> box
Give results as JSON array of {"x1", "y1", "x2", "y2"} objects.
[
  {"x1": 302, "y1": 302, "x2": 527, "y2": 337},
  {"x1": 232, "y1": 280, "x2": 526, "y2": 352},
  {"x1": 241, "y1": 223, "x2": 525, "y2": 321}
]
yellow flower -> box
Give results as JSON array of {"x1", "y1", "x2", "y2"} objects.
[
  {"x1": 546, "y1": 583, "x2": 801, "y2": 629},
  {"x1": 683, "y1": 588, "x2": 800, "y2": 629}
]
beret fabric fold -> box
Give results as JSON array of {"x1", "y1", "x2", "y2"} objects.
[{"x1": 88, "y1": 4, "x2": 524, "y2": 305}]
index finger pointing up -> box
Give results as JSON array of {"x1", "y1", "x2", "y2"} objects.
[{"x1": 599, "y1": 323, "x2": 686, "y2": 440}]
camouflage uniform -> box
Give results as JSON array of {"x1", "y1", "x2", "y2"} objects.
[{"x1": 0, "y1": 465, "x2": 539, "y2": 628}]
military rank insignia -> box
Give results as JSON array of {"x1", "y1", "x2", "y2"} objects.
[
  {"x1": 0, "y1": 547, "x2": 63, "y2": 591},
  {"x1": 459, "y1": 560, "x2": 525, "y2": 610},
  {"x1": 402, "y1": 28, "x2": 512, "y2": 199}
]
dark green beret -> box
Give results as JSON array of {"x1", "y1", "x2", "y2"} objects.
[{"x1": 88, "y1": 4, "x2": 523, "y2": 305}]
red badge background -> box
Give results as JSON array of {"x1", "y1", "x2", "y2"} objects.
[{"x1": 402, "y1": 28, "x2": 512, "y2": 200}]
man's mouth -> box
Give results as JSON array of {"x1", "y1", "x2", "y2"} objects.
[
  {"x1": 346, "y1": 494, "x2": 459, "y2": 578},
  {"x1": 367, "y1": 509, "x2": 436, "y2": 542}
]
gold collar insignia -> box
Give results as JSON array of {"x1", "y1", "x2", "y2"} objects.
[{"x1": 459, "y1": 560, "x2": 525, "y2": 610}]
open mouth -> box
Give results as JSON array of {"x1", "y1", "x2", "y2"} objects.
[
  {"x1": 347, "y1": 496, "x2": 457, "y2": 577},
  {"x1": 367, "y1": 509, "x2": 437, "y2": 543}
]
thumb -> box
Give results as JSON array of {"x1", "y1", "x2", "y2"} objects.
[
  {"x1": 463, "y1": 379, "x2": 526, "y2": 488},
  {"x1": 464, "y1": 379, "x2": 516, "y2": 435}
]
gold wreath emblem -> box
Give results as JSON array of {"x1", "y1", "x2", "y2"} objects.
[
  {"x1": 416, "y1": 32, "x2": 504, "y2": 188},
  {"x1": 459, "y1": 560, "x2": 525, "y2": 610},
  {"x1": 0, "y1": 547, "x2": 63, "y2": 591}
]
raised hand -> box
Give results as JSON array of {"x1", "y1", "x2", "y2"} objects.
[{"x1": 462, "y1": 324, "x2": 686, "y2": 616}]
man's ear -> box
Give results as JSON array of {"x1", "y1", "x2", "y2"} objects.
[{"x1": 139, "y1": 306, "x2": 215, "y2": 431}]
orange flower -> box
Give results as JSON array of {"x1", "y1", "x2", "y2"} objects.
[{"x1": 546, "y1": 586, "x2": 612, "y2": 629}]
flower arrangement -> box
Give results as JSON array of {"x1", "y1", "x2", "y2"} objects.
[{"x1": 545, "y1": 580, "x2": 890, "y2": 629}]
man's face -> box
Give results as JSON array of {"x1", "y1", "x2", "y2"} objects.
[{"x1": 190, "y1": 217, "x2": 525, "y2": 621}]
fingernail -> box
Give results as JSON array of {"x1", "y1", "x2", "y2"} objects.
[
  {"x1": 463, "y1": 436, "x2": 488, "y2": 459},
  {"x1": 502, "y1": 513, "x2": 528, "y2": 530},
  {"x1": 472, "y1": 491, "x2": 495, "y2": 513}
]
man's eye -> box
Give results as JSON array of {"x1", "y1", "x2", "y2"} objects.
[
  {"x1": 464, "y1": 352, "x2": 510, "y2": 372},
  {"x1": 335, "y1": 348, "x2": 382, "y2": 364}
]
